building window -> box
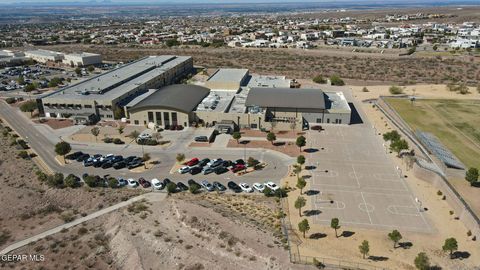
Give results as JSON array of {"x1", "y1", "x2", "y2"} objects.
[
  {"x1": 84, "y1": 105, "x2": 92, "y2": 108},
  {"x1": 134, "y1": 120, "x2": 139, "y2": 125},
  {"x1": 148, "y1": 112, "x2": 154, "y2": 123},
  {"x1": 155, "y1": 112, "x2": 162, "y2": 126},
  {"x1": 327, "y1": 119, "x2": 330, "y2": 123},
  {"x1": 163, "y1": 112, "x2": 170, "y2": 126},
  {"x1": 316, "y1": 118, "x2": 322, "y2": 123},
  {"x1": 172, "y1": 112, "x2": 178, "y2": 125},
  {"x1": 338, "y1": 119, "x2": 342, "y2": 124}
]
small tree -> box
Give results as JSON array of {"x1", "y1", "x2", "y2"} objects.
[
  {"x1": 232, "y1": 131, "x2": 242, "y2": 144},
  {"x1": 87, "y1": 65, "x2": 95, "y2": 73},
  {"x1": 266, "y1": 132, "x2": 276, "y2": 145},
  {"x1": 90, "y1": 127, "x2": 100, "y2": 142},
  {"x1": 298, "y1": 219, "x2": 310, "y2": 238},
  {"x1": 176, "y1": 153, "x2": 185, "y2": 163},
  {"x1": 313, "y1": 75, "x2": 327, "y2": 84},
  {"x1": 74, "y1": 67, "x2": 82, "y2": 76},
  {"x1": 442, "y1": 237, "x2": 458, "y2": 259},
  {"x1": 17, "y1": 75, "x2": 25, "y2": 85},
  {"x1": 19, "y1": 100, "x2": 38, "y2": 117},
  {"x1": 294, "y1": 196, "x2": 306, "y2": 217},
  {"x1": 296, "y1": 135, "x2": 306, "y2": 152},
  {"x1": 108, "y1": 177, "x2": 118, "y2": 188},
  {"x1": 293, "y1": 164, "x2": 302, "y2": 177},
  {"x1": 383, "y1": 130, "x2": 401, "y2": 142},
  {"x1": 296, "y1": 177, "x2": 306, "y2": 194},
  {"x1": 47, "y1": 173, "x2": 64, "y2": 188},
  {"x1": 331, "y1": 218, "x2": 340, "y2": 238},
  {"x1": 414, "y1": 252, "x2": 430, "y2": 270},
  {"x1": 189, "y1": 183, "x2": 200, "y2": 194},
  {"x1": 388, "y1": 229, "x2": 403, "y2": 248},
  {"x1": 263, "y1": 186, "x2": 272, "y2": 197},
  {"x1": 165, "y1": 182, "x2": 177, "y2": 195},
  {"x1": 359, "y1": 240, "x2": 370, "y2": 259},
  {"x1": 362, "y1": 87, "x2": 369, "y2": 92},
  {"x1": 117, "y1": 126, "x2": 124, "y2": 135},
  {"x1": 54, "y1": 141, "x2": 71, "y2": 161},
  {"x1": 389, "y1": 85, "x2": 404, "y2": 94},
  {"x1": 129, "y1": 130, "x2": 140, "y2": 142},
  {"x1": 390, "y1": 139, "x2": 409, "y2": 154},
  {"x1": 465, "y1": 167, "x2": 479, "y2": 186},
  {"x1": 330, "y1": 75, "x2": 345, "y2": 86},
  {"x1": 247, "y1": 156, "x2": 260, "y2": 167},
  {"x1": 84, "y1": 175, "x2": 98, "y2": 188},
  {"x1": 297, "y1": 155, "x2": 306, "y2": 166},
  {"x1": 64, "y1": 174, "x2": 79, "y2": 188}
]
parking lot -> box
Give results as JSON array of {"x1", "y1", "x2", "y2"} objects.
[{"x1": 306, "y1": 124, "x2": 432, "y2": 233}]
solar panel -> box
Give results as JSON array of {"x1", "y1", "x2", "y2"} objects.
[{"x1": 416, "y1": 131, "x2": 465, "y2": 170}]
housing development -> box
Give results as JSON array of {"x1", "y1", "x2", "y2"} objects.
[{"x1": 0, "y1": 2, "x2": 479, "y2": 270}]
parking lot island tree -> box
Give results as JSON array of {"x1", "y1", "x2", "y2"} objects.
[
  {"x1": 176, "y1": 153, "x2": 185, "y2": 163},
  {"x1": 331, "y1": 218, "x2": 340, "y2": 238},
  {"x1": 388, "y1": 229, "x2": 403, "y2": 249},
  {"x1": 442, "y1": 237, "x2": 458, "y2": 259},
  {"x1": 266, "y1": 132, "x2": 276, "y2": 145},
  {"x1": 90, "y1": 126, "x2": 100, "y2": 142},
  {"x1": 296, "y1": 135, "x2": 306, "y2": 152},
  {"x1": 232, "y1": 131, "x2": 242, "y2": 144},
  {"x1": 359, "y1": 240, "x2": 370, "y2": 259},
  {"x1": 117, "y1": 126, "x2": 124, "y2": 135},
  {"x1": 294, "y1": 196, "x2": 306, "y2": 217},
  {"x1": 298, "y1": 219, "x2": 310, "y2": 238},
  {"x1": 297, "y1": 155, "x2": 306, "y2": 166},
  {"x1": 296, "y1": 177, "x2": 306, "y2": 195},
  {"x1": 293, "y1": 164, "x2": 302, "y2": 178},
  {"x1": 166, "y1": 182, "x2": 177, "y2": 195},
  {"x1": 19, "y1": 100, "x2": 38, "y2": 117},
  {"x1": 414, "y1": 252, "x2": 430, "y2": 270},
  {"x1": 64, "y1": 174, "x2": 79, "y2": 188},
  {"x1": 129, "y1": 130, "x2": 140, "y2": 142},
  {"x1": 54, "y1": 141, "x2": 71, "y2": 162}
]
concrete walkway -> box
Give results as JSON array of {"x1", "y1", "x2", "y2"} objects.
[{"x1": 0, "y1": 192, "x2": 166, "y2": 255}]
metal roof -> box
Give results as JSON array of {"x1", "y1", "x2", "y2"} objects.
[
  {"x1": 246, "y1": 87, "x2": 326, "y2": 110},
  {"x1": 129, "y1": 84, "x2": 210, "y2": 114},
  {"x1": 416, "y1": 131, "x2": 465, "y2": 170}
]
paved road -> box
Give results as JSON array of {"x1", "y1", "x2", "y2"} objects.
[
  {"x1": 0, "y1": 192, "x2": 166, "y2": 255},
  {"x1": 0, "y1": 100, "x2": 292, "y2": 185}
]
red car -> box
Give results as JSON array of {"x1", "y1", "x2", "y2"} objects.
[
  {"x1": 186, "y1": 158, "x2": 199, "y2": 166},
  {"x1": 231, "y1": 164, "x2": 246, "y2": 173},
  {"x1": 138, "y1": 177, "x2": 151, "y2": 188}
]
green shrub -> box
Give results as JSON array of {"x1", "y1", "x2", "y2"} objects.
[
  {"x1": 389, "y1": 85, "x2": 404, "y2": 94},
  {"x1": 18, "y1": 151, "x2": 29, "y2": 159},
  {"x1": 5, "y1": 97, "x2": 16, "y2": 104},
  {"x1": 330, "y1": 75, "x2": 345, "y2": 86},
  {"x1": 103, "y1": 137, "x2": 113, "y2": 143},
  {"x1": 312, "y1": 75, "x2": 327, "y2": 84},
  {"x1": 113, "y1": 138, "x2": 124, "y2": 144}
]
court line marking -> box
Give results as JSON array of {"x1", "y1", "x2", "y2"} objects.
[
  {"x1": 314, "y1": 201, "x2": 346, "y2": 210},
  {"x1": 351, "y1": 164, "x2": 361, "y2": 188},
  {"x1": 312, "y1": 218, "x2": 431, "y2": 231},
  {"x1": 360, "y1": 192, "x2": 373, "y2": 224},
  {"x1": 387, "y1": 205, "x2": 421, "y2": 217}
]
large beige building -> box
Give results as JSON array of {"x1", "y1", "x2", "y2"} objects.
[
  {"x1": 40, "y1": 55, "x2": 193, "y2": 123},
  {"x1": 204, "y1": 68, "x2": 249, "y2": 91},
  {"x1": 25, "y1": 49, "x2": 64, "y2": 63},
  {"x1": 62, "y1": 52, "x2": 102, "y2": 67}
]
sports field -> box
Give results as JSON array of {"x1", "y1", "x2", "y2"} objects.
[{"x1": 386, "y1": 98, "x2": 480, "y2": 169}]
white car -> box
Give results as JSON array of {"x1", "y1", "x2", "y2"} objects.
[
  {"x1": 138, "y1": 133, "x2": 151, "y2": 140},
  {"x1": 265, "y1": 181, "x2": 279, "y2": 191},
  {"x1": 178, "y1": 166, "x2": 191, "y2": 174},
  {"x1": 151, "y1": 178, "x2": 164, "y2": 190},
  {"x1": 239, "y1": 183, "x2": 253, "y2": 193},
  {"x1": 253, "y1": 183, "x2": 265, "y2": 192},
  {"x1": 127, "y1": 178, "x2": 139, "y2": 187},
  {"x1": 100, "y1": 154, "x2": 114, "y2": 162}
]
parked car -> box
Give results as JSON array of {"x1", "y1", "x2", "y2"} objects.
[
  {"x1": 239, "y1": 183, "x2": 253, "y2": 193},
  {"x1": 151, "y1": 178, "x2": 163, "y2": 190},
  {"x1": 117, "y1": 178, "x2": 128, "y2": 187},
  {"x1": 186, "y1": 158, "x2": 199, "y2": 166},
  {"x1": 253, "y1": 183, "x2": 265, "y2": 192},
  {"x1": 198, "y1": 158, "x2": 210, "y2": 167},
  {"x1": 83, "y1": 159, "x2": 94, "y2": 167},
  {"x1": 202, "y1": 166, "x2": 215, "y2": 175},
  {"x1": 113, "y1": 161, "x2": 126, "y2": 169},
  {"x1": 101, "y1": 161, "x2": 113, "y2": 169},
  {"x1": 176, "y1": 182, "x2": 188, "y2": 191},
  {"x1": 189, "y1": 166, "x2": 202, "y2": 175},
  {"x1": 111, "y1": 155, "x2": 123, "y2": 163},
  {"x1": 66, "y1": 151, "x2": 83, "y2": 160},
  {"x1": 179, "y1": 166, "x2": 191, "y2": 174},
  {"x1": 201, "y1": 180, "x2": 215, "y2": 192},
  {"x1": 213, "y1": 181, "x2": 226, "y2": 191},
  {"x1": 138, "y1": 178, "x2": 151, "y2": 188},
  {"x1": 231, "y1": 164, "x2": 246, "y2": 173},
  {"x1": 93, "y1": 160, "x2": 104, "y2": 168},
  {"x1": 163, "y1": 178, "x2": 171, "y2": 186},
  {"x1": 194, "y1": 136, "x2": 208, "y2": 142},
  {"x1": 76, "y1": 153, "x2": 90, "y2": 162},
  {"x1": 128, "y1": 178, "x2": 139, "y2": 187},
  {"x1": 265, "y1": 181, "x2": 279, "y2": 191},
  {"x1": 128, "y1": 161, "x2": 143, "y2": 169},
  {"x1": 124, "y1": 156, "x2": 137, "y2": 163},
  {"x1": 222, "y1": 160, "x2": 233, "y2": 167},
  {"x1": 234, "y1": 159, "x2": 245, "y2": 166},
  {"x1": 100, "y1": 154, "x2": 114, "y2": 162},
  {"x1": 207, "y1": 159, "x2": 223, "y2": 168},
  {"x1": 227, "y1": 181, "x2": 242, "y2": 193},
  {"x1": 214, "y1": 166, "x2": 228, "y2": 175}
]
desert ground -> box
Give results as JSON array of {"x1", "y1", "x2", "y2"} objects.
[
  {"x1": 0, "y1": 121, "x2": 143, "y2": 254},
  {"x1": 35, "y1": 44, "x2": 479, "y2": 86}
]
